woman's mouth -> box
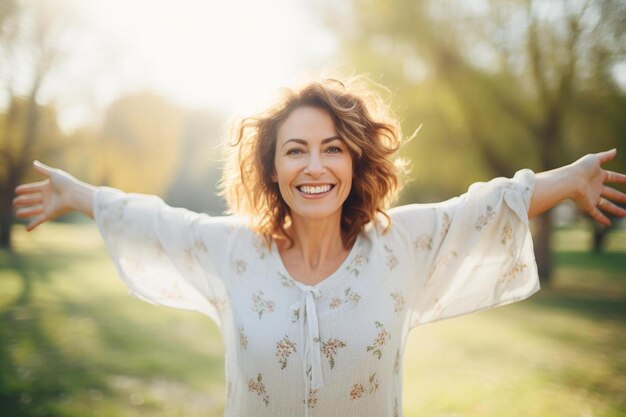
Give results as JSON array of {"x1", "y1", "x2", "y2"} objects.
[{"x1": 296, "y1": 184, "x2": 335, "y2": 197}]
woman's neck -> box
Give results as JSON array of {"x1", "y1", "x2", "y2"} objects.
[{"x1": 277, "y1": 214, "x2": 349, "y2": 284}]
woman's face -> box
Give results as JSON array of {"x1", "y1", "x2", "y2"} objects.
[{"x1": 273, "y1": 106, "x2": 353, "y2": 224}]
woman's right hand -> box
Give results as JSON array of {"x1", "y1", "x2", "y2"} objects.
[{"x1": 13, "y1": 161, "x2": 96, "y2": 231}]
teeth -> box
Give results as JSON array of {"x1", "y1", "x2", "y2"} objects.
[{"x1": 299, "y1": 185, "x2": 332, "y2": 194}]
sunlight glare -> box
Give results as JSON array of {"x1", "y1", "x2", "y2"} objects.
[{"x1": 71, "y1": 0, "x2": 333, "y2": 126}]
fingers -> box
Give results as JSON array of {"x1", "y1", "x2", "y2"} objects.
[
  {"x1": 589, "y1": 206, "x2": 611, "y2": 226},
  {"x1": 27, "y1": 215, "x2": 47, "y2": 232},
  {"x1": 598, "y1": 198, "x2": 626, "y2": 218},
  {"x1": 32, "y1": 160, "x2": 54, "y2": 177},
  {"x1": 15, "y1": 205, "x2": 44, "y2": 219},
  {"x1": 602, "y1": 186, "x2": 626, "y2": 204},
  {"x1": 12, "y1": 193, "x2": 42, "y2": 207},
  {"x1": 597, "y1": 148, "x2": 617, "y2": 164},
  {"x1": 13, "y1": 161, "x2": 53, "y2": 195},
  {"x1": 14, "y1": 179, "x2": 48, "y2": 195},
  {"x1": 605, "y1": 170, "x2": 626, "y2": 184}
]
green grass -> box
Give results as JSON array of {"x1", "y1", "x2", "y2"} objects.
[
  {"x1": 1, "y1": 224, "x2": 225, "y2": 417},
  {"x1": 1, "y1": 223, "x2": 625, "y2": 416}
]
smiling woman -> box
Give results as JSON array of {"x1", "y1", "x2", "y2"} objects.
[
  {"x1": 221, "y1": 79, "x2": 404, "y2": 252},
  {"x1": 12, "y1": 75, "x2": 626, "y2": 417}
]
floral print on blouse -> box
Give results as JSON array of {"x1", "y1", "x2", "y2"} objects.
[{"x1": 94, "y1": 169, "x2": 539, "y2": 417}]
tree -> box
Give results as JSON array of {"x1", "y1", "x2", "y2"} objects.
[
  {"x1": 321, "y1": 0, "x2": 626, "y2": 283},
  {"x1": 91, "y1": 92, "x2": 185, "y2": 195},
  {"x1": 0, "y1": 0, "x2": 75, "y2": 249}
]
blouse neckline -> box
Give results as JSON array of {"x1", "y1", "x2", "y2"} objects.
[{"x1": 270, "y1": 233, "x2": 362, "y2": 292}]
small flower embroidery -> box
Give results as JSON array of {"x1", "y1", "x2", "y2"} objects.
[
  {"x1": 183, "y1": 247, "x2": 195, "y2": 265},
  {"x1": 344, "y1": 287, "x2": 361, "y2": 306},
  {"x1": 303, "y1": 388, "x2": 318, "y2": 409},
  {"x1": 476, "y1": 205, "x2": 496, "y2": 231},
  {"x1": 321, "y1": 338, "x2": 347, "y2": 369},
  {"x1": 501, "y1": 222, "x2": 513, "y2": 245},
  {"x1": 291, "y1": 308, "x2": 300, "y2": 323},
  {"x1": 349, "y1": 383, "x2": 365, "y2": 400},
  {"x1": 329, "y1": 297, "x2": 342, "y2": 309},
  {"x1": 208, "y1": 297, "x2": 229, "y2": 312},
  {"x1": 393, "y1": 349, "x2": 401, "y2": 374},
  {"x1": 233, "y1": 259, "x2": 247, "y2": 275},
  {"x1": 432, "y1": 298, "x2": 445, "y2": 319},
  {"x1": 441, "y1": 212, "x2": 451, "y2": 238},
  {"x1": 346, "y1": 252, "x2": 368, "y2": 276},
  {"x1": 251, "y1": 291, "x2": 275, "y2": 319},
  {"x1": 276, "y1": 335, "x2": 297, "y2": 370},
  {"x1": 384, "y1": 245, "x2": 399, "y2": 270},
  {"x1": 248, "y1": 373, "x2": 269, "y2": 406},
  {"x1": 390, "y1": 292, "x2": 405, "y2": 314},
  {"x1": 160, "y1": 283, "x2": 183, "y2": 301},
  {"x1": 253, "y1": 237, "x2": 267, "y2": 259},
  {"x1": 502, "y1": 263, "x2": 527, "y2": 282},
  {"x1": 413, "y1": 234, "x2": 433, "y2": 251},
  {"x1": 239, "y1": 326, "x2": 248, "y2": 351},
  {"x1": 367, "y1": 321, "x2": 390, "y2": 360},
  {"x1": 194, "y1": 239, "x2": 208, "y2": 253},
  {"x1": 367, "y1": 373, "x2": 380, "y2": 394},
  {"x1": 329, "y1": 287, "x2": 361, "y2": 310},
  {"x1": 353, "y1": 253, "x2": 367, "y2": 266},
  {"x1": 349, "y1": 373, "x2": 379, "y2": 400},
  {"x1": 277, "y1": 271, "x2": 294, "y2": 288}
]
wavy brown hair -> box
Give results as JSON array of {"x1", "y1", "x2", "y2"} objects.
[{"x1": 219, "y1": 77, "x2": 407, "y2": 248}]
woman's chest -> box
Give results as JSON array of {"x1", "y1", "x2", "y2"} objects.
[{"x1": 222, "y1": 246, "x2": 412, "y2": 375}]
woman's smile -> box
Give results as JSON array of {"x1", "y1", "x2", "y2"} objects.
[{"x1": 296, "y1": 184, "x2": 336, "y2": 198}]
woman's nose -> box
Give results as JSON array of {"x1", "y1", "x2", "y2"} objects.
[{"x1": 304, "y1": 153, "x2": 325, "y2": 176}]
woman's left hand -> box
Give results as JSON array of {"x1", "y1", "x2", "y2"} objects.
[{"x1": 571, "y1": 149, "x2": 626, "y2": 226}]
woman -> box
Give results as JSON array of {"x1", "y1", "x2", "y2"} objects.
[{"x1": 13, "y1": 78, "x2": 626, "y2": 416}]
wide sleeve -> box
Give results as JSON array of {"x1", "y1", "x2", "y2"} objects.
[
  {"x1": 389, "y1": 169, "x2": 540, "y2": 329},
  {"x1": 93, "y1": 186, "x2": 231, "y2": 328}
]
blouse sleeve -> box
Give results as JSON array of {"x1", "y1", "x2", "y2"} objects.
[
  {"x1": 93, "y1": 187, "x2": 231, "y2": 328},
  {"x1": 389, "y1": 169, "x2": 540, "y2": 329}
]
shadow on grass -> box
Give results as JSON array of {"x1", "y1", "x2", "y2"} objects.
[
  {"x1": 527, "y1": 291, "x2": 626, "y2": 408},
  {"x1": 0, "y1": 249, "x2": 225, "y2": 417},
  {"x1": 538, "y1": 250, "x2": 626, "y2": 321},
  {"x1": 0, "y1": 250, "x2": 112, "y2": 416},
  {"x1": 531, "y1": 290, "x2": 625, "y2": 321},
  {"x1": 554, "y1": 250, "x2": 626, "y2": 278},
  {"x1": 523, "y1": 250, "x2": 626, "y2": 409},
  {"x1": 56, "y1": 296, "x2": 225, "y2": 384}
]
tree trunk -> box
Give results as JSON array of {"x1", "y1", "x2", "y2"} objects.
[
  {"x1": 592, "y1": 226, "x2": 607, "y2": 252},
  {"x1": 0, "y1": 187, "x2": 14, "y2": 250},
  {"x1": 534, "y1": 210, "x2": 553, "y2": 286}
]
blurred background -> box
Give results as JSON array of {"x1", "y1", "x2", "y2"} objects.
[{"x1": 1, "y1": 0, "x2": 625, "y2": 416}]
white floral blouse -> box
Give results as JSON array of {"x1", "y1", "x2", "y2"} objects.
[{"x1": 93, "y1": 169, "x2": 539, "y2": 417}]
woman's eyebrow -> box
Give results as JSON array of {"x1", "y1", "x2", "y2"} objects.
[{"x1": 282, "y1": 136, "x2": 341, "y2": 148}]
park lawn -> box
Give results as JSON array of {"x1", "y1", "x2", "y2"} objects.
[{"x1": 0, "y1": 223, "x2": 625, "y2": 417}]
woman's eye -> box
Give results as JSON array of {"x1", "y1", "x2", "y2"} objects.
[
  {"x1": 326, "y1": 146, "x2": 342, "y2": 154},
  {"x1": 286, "y1": 148, "x2": 304, "y2": 156}
]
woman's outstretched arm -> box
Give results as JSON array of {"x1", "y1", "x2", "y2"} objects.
[
  {"x1": 12, "y1": 161, "x2": 97, "y2": 231},
  {"x1": 529, "y1": 149, "x2": 626, "y2": 225}
]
